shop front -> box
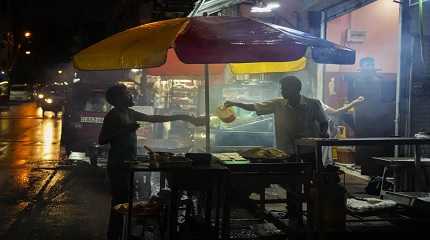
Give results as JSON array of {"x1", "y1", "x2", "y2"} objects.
[{"x1": 319, "y1": 0, "x2": 400, "y2": 175}]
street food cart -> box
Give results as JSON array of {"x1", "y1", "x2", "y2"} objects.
[{"x1": 73, "y1": 16, "x2": 356, "y2": 239}]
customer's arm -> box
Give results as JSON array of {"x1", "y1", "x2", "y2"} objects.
[{"x1": 132, "y1": 110, "x2": 205, "y2": 126}]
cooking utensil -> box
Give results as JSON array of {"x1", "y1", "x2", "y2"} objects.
[{"x1": 144, "y1": 145, "x2": 154, "y2": 153}]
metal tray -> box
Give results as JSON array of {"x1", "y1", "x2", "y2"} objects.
[{"x1": 382, "y1": 191, "x2": 430, "y2": 207}]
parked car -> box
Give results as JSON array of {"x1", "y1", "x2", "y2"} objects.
[
  {"x1": 39, "y1": 85, "x2": 67, "y2": 117},
  {"x1": 0, "y1": 78, "x2": 9, "y2": 105},
  {"x1": 9, "y1": 84, "x2": 33, "y2": 102}
]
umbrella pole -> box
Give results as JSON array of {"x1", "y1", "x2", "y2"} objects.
[{"x1": 204, "y1": 64, "x2": 210, "y2": 152}]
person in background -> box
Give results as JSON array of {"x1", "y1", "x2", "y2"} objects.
[
  {"x1": 98, "y1": 84, "x2": 204, "y2": 240},
  {"x1": 320, "y1": 96, "x2": 366, "y2": 166},
  {"x1": 347, "y1": 57, "x2": 392, "y2": 175}
]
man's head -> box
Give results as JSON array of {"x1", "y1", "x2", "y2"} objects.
[
  {"x1": 359, "y1": 57, "x2": 375, "y2": 71},
  {"x1": 105, "y1": 84, "x2": 134, "y2": 108},
  {"x1": 280, "y1": 76, "x2": 302, "y2": 100}
]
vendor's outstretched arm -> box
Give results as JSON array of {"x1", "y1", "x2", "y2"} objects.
[{"x1": 224, "y1": 101, "x2": 256, "y2": 111}]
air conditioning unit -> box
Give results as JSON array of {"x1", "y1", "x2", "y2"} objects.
[
  {"x1": 346, "y1": 29, "x2": 367, "y2": 43},
  {"x1": 409, "y1": 0, "x2": 429, "y2": 6}
]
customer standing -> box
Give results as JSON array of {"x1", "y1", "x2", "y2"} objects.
[{"x1": 98, "y1": 84, "x2": 204, "y2": 240}]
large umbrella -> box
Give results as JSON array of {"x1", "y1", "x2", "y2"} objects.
[
  {"x1": 73, "y1": 16, "x2": 355, "y2": 151},
  {"x1": 145, "y1": 49, "x2": 307, "y2": 76}
]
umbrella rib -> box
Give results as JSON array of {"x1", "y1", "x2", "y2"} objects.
[{"x1": 116, "y1": 35, "x2": 146, "y2": 68}]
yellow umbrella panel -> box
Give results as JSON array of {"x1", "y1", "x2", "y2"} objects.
[
  {"x1": 73, "y1": 18, "x2": 190, "y2": 70},
  {"x1": 229, "y1": 57, "x2": 306, "y2": 74}
]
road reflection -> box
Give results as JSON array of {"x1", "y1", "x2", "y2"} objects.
[
  {"x1": 41, "y1": 118, "x2": 61, "y2": 161},
  {"x1": 0, "y1": 103, "x2": 63, "y2": 192}
]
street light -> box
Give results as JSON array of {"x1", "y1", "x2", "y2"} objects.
[
  {"x1": 24, "y1": 31, "x2": 32, "y2": 38},
  {"x1": 251, "y1": 2, "x2": 280, "y2": 13},
  {"x1": 25, "y1": 50, "x2": 31, "y2": 55},
  {"x1": 58, "y1": 70, "x2": 63, "y2": 74}
]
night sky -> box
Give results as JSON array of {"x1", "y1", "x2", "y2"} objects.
[{"x1": 6, "y1": 0, "x2": 195, "y2": 84}]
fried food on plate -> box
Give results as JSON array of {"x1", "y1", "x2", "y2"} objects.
[{"x1": 240, "y1": 147, "x2": 288, "y2": 159}]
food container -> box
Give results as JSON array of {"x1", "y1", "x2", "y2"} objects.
[{"x1": 215, "y1": 106, "x2": 236, "y2": 123}]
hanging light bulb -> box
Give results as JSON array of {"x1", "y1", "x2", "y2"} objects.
[{"x1": 251, "y1": 1, "x2": 280, "y2": 13}]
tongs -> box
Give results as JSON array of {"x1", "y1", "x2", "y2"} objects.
[{"x1": 144, "y1": 145, "x2": 154, "y2": 154}]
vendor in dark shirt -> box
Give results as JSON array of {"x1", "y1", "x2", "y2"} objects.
[{"x1": 98, "y1": 84, "x2": 204, "y2": 240}]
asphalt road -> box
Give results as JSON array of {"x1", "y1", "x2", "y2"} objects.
[{"x1": 0, "y1": 102, "x2": 110, "y2": 240}]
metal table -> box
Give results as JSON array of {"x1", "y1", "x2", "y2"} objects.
[
  {"x1": 221, "y1": 162, "x2": 313, "y2": 239},
  {"x1": 295, "y1": 137, "x2": 430, "y2": 174},
  {"x1": 372, "y1": 157, "x2": 430, "y2": 192},
  {"x1": 127, "y1": 161, "x2": 229, "y2": 240},
  {"x1": 295, "y1": 138, "x2": 430, "y2": 232}
]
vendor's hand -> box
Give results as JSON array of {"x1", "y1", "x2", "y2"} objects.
[{"x1": 224, "y1": 101, "x2": 235, "y2": 108}]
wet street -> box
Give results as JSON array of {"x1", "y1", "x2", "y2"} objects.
[{"x1": 0, "y1": 103, "x2": 109, "y2": 240}]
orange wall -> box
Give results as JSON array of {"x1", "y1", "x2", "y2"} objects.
[{"x1": 326, "y1": 0, "x2": 400, "y2": 73}]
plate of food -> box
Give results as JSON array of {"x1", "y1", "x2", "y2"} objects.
[{"x1": 239, "y1": 147, "x2": 289, "y2": 162}]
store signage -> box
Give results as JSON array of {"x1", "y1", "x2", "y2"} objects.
[{"x1": 80, "y1": 116, "x2": 104, "y2": 124}]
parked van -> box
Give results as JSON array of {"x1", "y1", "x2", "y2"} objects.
[{"x1": 61, "y1": 82, "x2": 111, "y2": 156}]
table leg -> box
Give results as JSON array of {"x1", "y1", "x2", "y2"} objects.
[
  {"x1": 314, "y1": 144, "x2": 322, "y2": 175},
  {"x1": 169, "y1": 187, "x2": 179, "y2": 240},
  {"x1": 393, "y1": 167, "x2": 400, "y2": 192},
  {"x1": 260, "y1": 188, "x2": 265, "y2": 212},
  {"x1": 161, "y1": 172, "x2": 166, "y2": 189},
  {"x1": 414, "y1": 144, "x2": 424, "y2": 191},
  {"x1": 296, "y1": 145, "x2": 302, "y2": 162},
  {"x1": 414, "y1": 144, "x2": 422, "y2": 167},
  {"x1": 215, "y1": 175, "x2": 222, "y2": 238},
  {"x1": 205, "y1": 185, "x2": 213, "y2": 227},
  {"x1": 127, "y1": 171, "x2": 135, "y2": 239},
  {"x1": 221, "y1": 175, "x2": 231, "y2": 240}
]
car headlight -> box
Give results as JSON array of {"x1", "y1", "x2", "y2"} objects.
[
  {"x1": 38, "y1": 94, "x2": 44, "y2": 99},
  {"x1": 45, "y1": 98, "x2": 53, "y2": 104}
]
